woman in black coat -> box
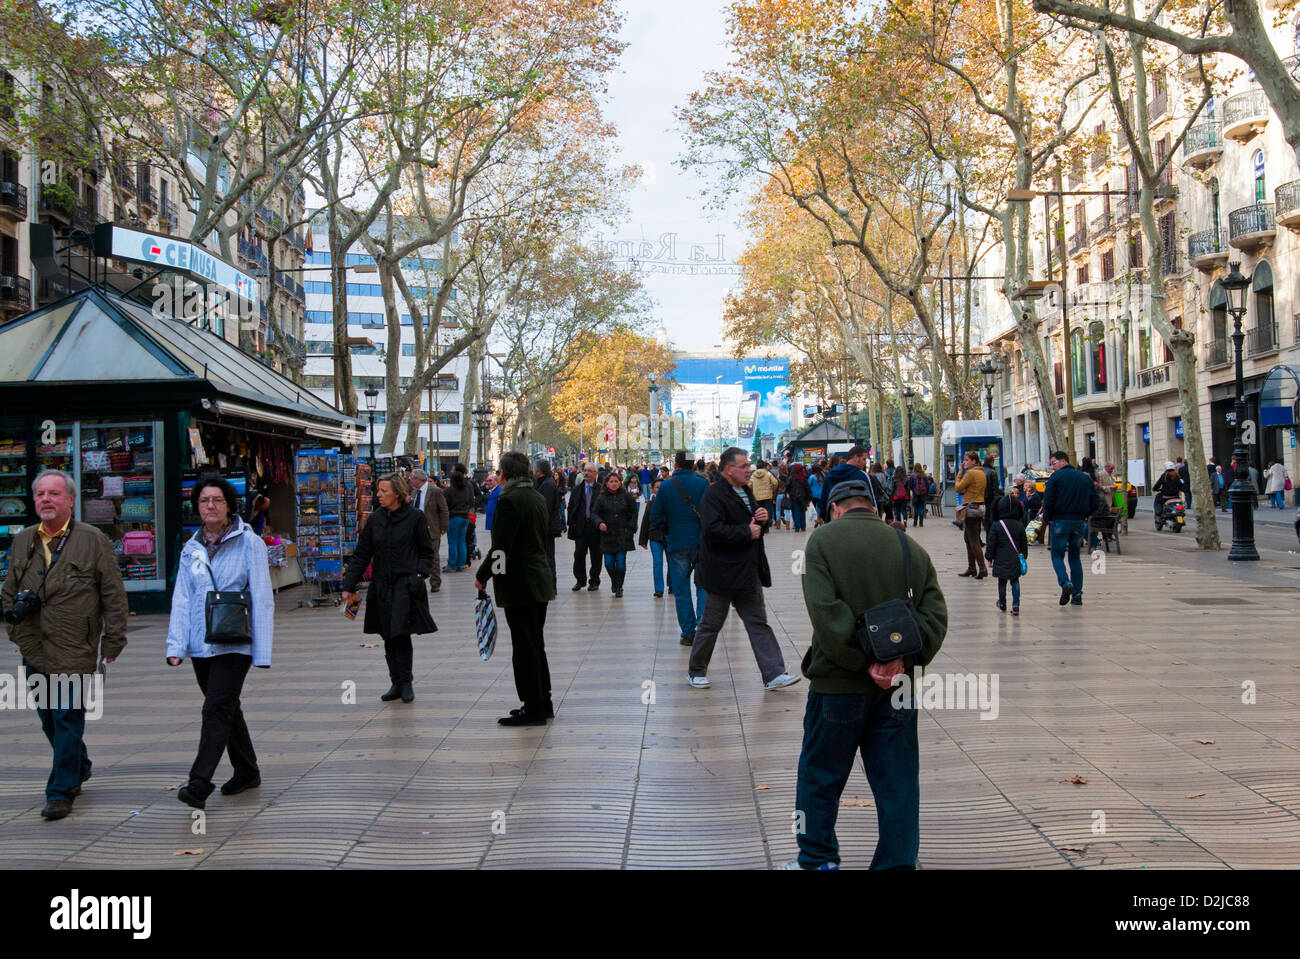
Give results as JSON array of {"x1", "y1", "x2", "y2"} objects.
[
  {"x1": 341, "y1": 472, "x2": 436, "y2": 703},
  {"x1": 985, "y1": 495, "x2": 1028, "y2": 615},
  {"x1": 590, "y1": 472, "x2": 638, "y2": 597}
]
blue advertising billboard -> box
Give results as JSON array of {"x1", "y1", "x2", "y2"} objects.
[{"x1": 666, "y1": 356, "x2": 790, "y2": 452}]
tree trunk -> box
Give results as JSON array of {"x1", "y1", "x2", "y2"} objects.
[
  {"x1": 329, "y1": 218, "x2": 356, "y2": 418},
  {"x1": 460, "y1": 342, "x2": 484, "y2": 466}
]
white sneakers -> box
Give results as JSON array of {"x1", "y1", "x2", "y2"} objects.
[
  {"x1": 764, "y1": 672, "x2": 801, "y2": 690},
  {"x1": 688, "y1": 673, "x2": 802, "y2": 690}
]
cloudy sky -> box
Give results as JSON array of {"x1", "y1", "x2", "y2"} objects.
[{"x1": 601, "y1": 0, "x2": 750, "y2": 352}]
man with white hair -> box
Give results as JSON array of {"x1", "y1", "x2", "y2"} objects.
[
  {"x1": 2, "y1": 470, "x2": 128, "y2": 820},
  {"x1": 408, "y1": 469, "x2": 448, "y2": 592}
]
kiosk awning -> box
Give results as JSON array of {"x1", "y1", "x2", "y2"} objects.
[
  {"x1": 1259, "y1": 364, "x2": 1300, "y2": 428},
  {"x1": 0, "y1": 287, "x2": 361, "y2": 442}
]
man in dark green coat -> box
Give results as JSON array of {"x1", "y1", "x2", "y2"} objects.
[
  {"x1": 786, "y1": 480, "x2": 948, "y2": 870},
  {"x1": 476, "y1": 451, "x2": 558, "y2": 726}
]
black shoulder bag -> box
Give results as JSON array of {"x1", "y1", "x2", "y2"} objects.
[
  {"x1": 852, "y1": 528, "x2": 924, "y2": 662},
  {"x1": 203, "y1": 538, "x2": 253, "y2": 645}
]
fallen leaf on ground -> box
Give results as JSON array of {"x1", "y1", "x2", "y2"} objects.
[
  {"x1": 1062, "y1": 846, "x2": 1086, "y2": 853},
  {"x1": 1186, "y1": 792, "x2": 1206, "y2": 799},
  {"x1": 1196, "y1": 738, "x2": 1215, "y2": 745},
  {"x1": 754, "y1": 784, "x2": 771, "y2": 791},
  {"x1": 163, "y1": 785, "x2": 179, "y2": 791},
  {"x1": 172, "y1": 849, "x2": 204, "y2": 856},
  {"x1": 359, "y1": 643, "x2": 377, "y2": 648},
  {"x1": 1172, "y1": 661, "x2": 1187, "y2": 665},
  {"x1": 1065, "y1": 775, "x2": 1088, "y2": 785},
  {"x1": 841, "y1": 796, "x2": 873, "y2": 807}
]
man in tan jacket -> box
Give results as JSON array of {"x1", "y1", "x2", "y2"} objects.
[
  {"x1": 2, "y1": 470, "x2": 127, "y2": 820},
  {"x1": 750, "y1": 461, "x2": 779, "y2": 532},
  {"x1": 409, "y1": 469, "x2": 449, "y2": 592}
]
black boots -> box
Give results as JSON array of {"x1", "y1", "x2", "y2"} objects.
[
  {"x1": 611, "y1": 568, "x2": 625, "y2": 597},
  {"x1": 383, "y1": 644, "x2": 415, "y2": 703}
]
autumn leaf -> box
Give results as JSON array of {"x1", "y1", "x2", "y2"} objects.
[
  {"x1": 841, "y1": 796, "x2": 873, "y2": 807},
  {"x1": 172, "y1": 849, "x2": 204, "y2": 856},
  {"x1": 360, "y1": 643, "x2": 377, "y2": 648},
  {"x1": 1062, "y1": 846, "x2": 1086, "y2": 853},
  {"x1": 1065, "y1": 775, "x2": 1088, "y2": 785},
  {"x1": 1196, "y1": 738, "x2": 1215, "y2": 745},
  {"x1": 754, "y1": 784, "x2": 771, "y2": 791},
  {"x1": 1186, "y1": 792, "x2": 1206, "y2": 799}
]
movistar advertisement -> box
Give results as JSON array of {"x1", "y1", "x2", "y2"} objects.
[{"x1": 666, "y1": 356, "x2": 790, "y2": 452}]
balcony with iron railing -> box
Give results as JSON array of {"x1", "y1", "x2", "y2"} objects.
[
  {"x1": 112, "y1": 160, "x2": 133, "y2": 192},
  {"x1": 0, "y1": 273, "x2": 30, "y2": 308},
  {"x1": 158, "y1": 200, "x2": 176, "y2": 234},
  {"x1": 1275, "y1": 179, "x2": 1300, "y2": 230},
  {"x1": 1228, "y1": 202, "x2": 1275, "y2": 250},
  {"x1": 1206, "y1": 338, "x2": 1230, "y2": 370},
  {"x1": 238, "y1": 239, "x2": 267, "y2": 269},
  {"x1": 1223, "y1": 88, "x2": 1270, "y2": 141},
  {"x1": 137, "y1": 182, "x2": 156, "y2": 209},
  {"x1": 1247, "y1": 321, "x2": 1279, "y2": 356},
  {"x1": 275, "y1": 272, "x2": 304, "y2": 302},
  {"x1": 289, "y1": 230, "x2": 306, "y2": 253},
  {"x1": 1135, "y1": 363, "x2": 1173, "y2": 390},
  {"x1": 1182, "y1": 120, "x2": 1223, "y2": 169},
  {"x1": 0, "y1": 181, "x2": 27, "y2": 220},
  {"x1": 1187, "y1": 228, "x2": 1228, "y2": 270},
  {"x1": 1090, "y1": 207, "x2": 1113, "y2": 237}
]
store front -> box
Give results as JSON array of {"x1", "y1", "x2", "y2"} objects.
[{"x1": 0, "y1": 287, "x2": 361, "y2": 611}]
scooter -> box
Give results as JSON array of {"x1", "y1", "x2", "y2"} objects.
[{"x1": 1154, "y1": 496, "x2": 1186, "y2": 533}]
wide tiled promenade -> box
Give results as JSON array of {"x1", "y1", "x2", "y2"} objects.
[{"x1": 3, "y1": 511, "x2": 1300, "y2": 869}]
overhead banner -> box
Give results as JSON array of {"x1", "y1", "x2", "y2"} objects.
[{"x1": 93, "y1": 224, "x2": 260, "y2": 303}]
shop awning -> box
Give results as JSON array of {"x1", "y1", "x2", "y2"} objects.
[
  {"x1": 940, "y1": 419, "x2": 1002, "y2": 445},
  {"x1": 0, "y1": 287, "x2": 362, "y2": 443},
  {"x1": 1259, "y1": 364, "x2": 1300, "y2": 428}
]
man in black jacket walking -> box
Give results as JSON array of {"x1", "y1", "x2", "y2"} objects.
[
  {"x1": 477, "y1": 452, "x2": 558, "y2": 726},
  {"x1": 533, "y1": 460, "x2": 564, "y2": 588},
  {"x1": 687, "y1": 447, "x2": 800, "y2": 691},
  {"x1": 566, "y1": 463, "x2": 604, "y2": 591}
]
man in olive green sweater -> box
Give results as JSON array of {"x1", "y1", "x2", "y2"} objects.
[{"x1": 786, "y1": 480, "x2": 948, "y2": 870}]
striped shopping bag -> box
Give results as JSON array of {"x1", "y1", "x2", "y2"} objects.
[{"x1": 475, "y1": 590, "x2": 498, "y2": 661}]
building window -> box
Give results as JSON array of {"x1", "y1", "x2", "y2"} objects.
[
  {"x1": 1209, "y1": 278, "x2": 1227, "y2": 350},
  {"x1": 305, "y1": 280, "x2": 332, "y2": 295},
  {"x1": 1138, "y1": 312, "x2": 1152, "y2": 370},
  {"x1": 1253, "y1": 260, "x2": 1275, "y2": 345},
  {"x1": 1127, "y1": 233, "x2": 1143, "y2": 270},
  {"x1": 1101, "y1": 250, "x2": 1114, "y2": 281},
  {"x1": 1090, "y1": 322, "x2": 1106, "y2": 392},
  {"x1": 1071, "y1": 328, "x2": 1087, "y2": 397},
  {"x1": 1253, "y1": 150, "x2": 1266, "y2": 203},
  {"x1": 1075, "y1": 264, "x2": 1089, "y2": 286},
  {"x1": 1210, "y1": 177, "x2": 1221, "y2": 236}
]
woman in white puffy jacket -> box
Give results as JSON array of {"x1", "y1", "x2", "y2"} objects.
[
  {"x1": 165, "y1": 476, "x2": 274, "y2": 811},
  {"x1": 1265, "y1": 459, "x2": 1289, "y2": 509}
]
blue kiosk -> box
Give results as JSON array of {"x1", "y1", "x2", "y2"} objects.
[{"x1": 940, "y1": 419, "x2": 1005, "y2": 508}]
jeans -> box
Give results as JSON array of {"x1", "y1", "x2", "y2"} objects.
[
  {"x1": 447, "y1": 515, "x2": 469, "y2": 569},
  {"x1": 795, "y1": 690, "x2": 919, "y2": 869},
  {"x1": 1271, "y1": 490, "x2": 1285, "y2": 508},
  {"x1": 997, "y1": 578, "x2": 1021, "y2": 607},
  {"x1": 603, "y1": 550, "x2": 627, "y2": 576},
  {"x1": 25, "y1": 661, "x2": 91, "y2": 801},
  {"x1": 649, "y1": 540, "x2": 666, "y2": 592},
  {"x1": 911, "y1": 497, "x2": 926, "y2": 523},
  {"x1": 504, "y1": 602, "x2": 551, "y2": 714},
  {"x1": 668, "y1": 548, "x2": 707, "y2": 638},
  {"x1": 189, "y1": 653, "x2": 257, "y2": 795},
  {"x1": 688, "y1": 588, "x2": 786, "y2": 684},
  {"x1": 1049, "y1": 519, "x2": 1086, "y2": 595}
]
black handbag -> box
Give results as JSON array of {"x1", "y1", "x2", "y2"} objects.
[
  {"x1": 203, "y1": 547, "x2": 253, "y2": 645},
  {"x1": 852, "y1": 528, "x2": 924, "y2": 662}
]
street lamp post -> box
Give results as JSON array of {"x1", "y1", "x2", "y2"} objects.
[
  {"x1": 902, "y1": 386, "x2": 915, "y2": 463},
  {"x1": 1222, "y1": 261, "x2": 1258, "y2": 561},
  {"x1": 977, "y1": 357, "x2": 999, "y2": 420},
  {"x1": 577, "y1": 395, "x2": 584, "y2": 463},
  {"x1": 472, "y1": 402, "x2": 491, "y2": 468},
  {"x1": 648, "y1": 373, "x2": 658, "y2": 460},
  {"x1": 363, "y1": 387, "x2": 379, "y2": 475}
]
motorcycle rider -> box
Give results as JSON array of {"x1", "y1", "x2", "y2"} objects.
[{"x1": 1152, "y1": 462, "x2": 1184, "y2": 529}]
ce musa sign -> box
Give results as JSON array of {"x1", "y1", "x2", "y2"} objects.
[{"x1": 93, "y1": 224, "x2": 260, "y2": 305}]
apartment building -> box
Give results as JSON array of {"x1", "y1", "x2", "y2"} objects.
[
  {"x1": 298, "y1": 222, "x2": 468, "y2": 471},
  {"x1": 983, "y1": 27, "x2": 1300, "y2": 488},
  {"x1": 0, "y1": 61, "x2": 307, "y2": 378}
]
